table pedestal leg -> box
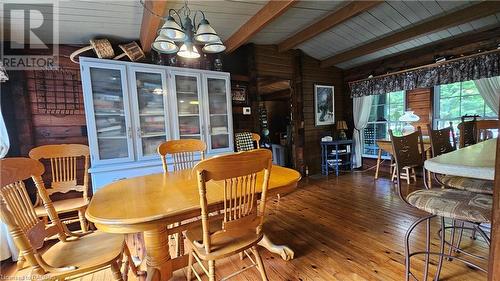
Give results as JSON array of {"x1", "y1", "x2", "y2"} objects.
[
  {"x1": 144, "y1": 226, "x2": 172, "y2": 281},
  {"x1": 258, "y1": 234, "x2": 294, "y2": 261}
]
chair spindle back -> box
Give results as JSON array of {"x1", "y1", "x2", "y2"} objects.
[
  {"x1": 157, "y1": 139, "x2": 206, "y2": 172},
  {"x1": 0, "y1": 158, "x2": 67, "y2": 274},
  {"x1": 29, "y1": 144, "x2": 90, "y2": 201},
  {"x1": 193, "y1": 149, "x2": 273, "y2": 253}
]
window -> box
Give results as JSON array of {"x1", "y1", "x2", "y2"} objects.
[
  {"x1": 434, "y1": 80, "x2": 497, "y2": 129},
  {"x1": 362, "y1": 91, "x2": 405, "y2": 158}
]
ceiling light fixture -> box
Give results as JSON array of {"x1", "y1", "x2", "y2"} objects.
[{"x1": 141, "y1": 0, "x2": 225, "y2": 58}]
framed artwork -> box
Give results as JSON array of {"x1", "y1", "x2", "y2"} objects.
[
  {"x1": 231, "y1": 84, "x2": 248, "y2": 105},
  {"x1": 314, "y1": 84, "x2": 335, "y2": 126}
]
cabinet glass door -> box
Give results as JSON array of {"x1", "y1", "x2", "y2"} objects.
[
  {"x1": 131, "y1": 69, "x2": 168, "y2": 159},
  {"x1": 173, "y1": 73, "x2": 202, "y2": 140},
  {"x1": 206, "y1": 77, "x2": 231, "y2": 151},
  {"x1": 88, "y1": 66, "x2": 132, "y2": 162}
]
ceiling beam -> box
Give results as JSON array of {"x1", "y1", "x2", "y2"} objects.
[
  {"x1": 225, "y1": 0, "x2": 297, "y2": 53},
  {"x1": 140, "y1": 0, "x2": 169, "y2": 53},
  {"x1": 278, "y1": 1, "x2": 382, "y2": 52},
  {"x1": 320, "y1": 1, "x2": 500, "y2": 68}
]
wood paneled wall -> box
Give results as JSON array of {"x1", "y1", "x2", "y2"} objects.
[
  {"x1": 4, "y1": 45, "x2": 89, "y2": 194},
  {"x1": 301, "y1": 55, "x2": 345, "y2": 174},
  {"x1": 254, "y1": 45, "x2": 294, "y2": 80},
  {"x1": 253, "y1": 45, "x2": 346, "y2": 174},
  {"x1": 406, "y1": 88, "x2": 433, "y2": 135}
]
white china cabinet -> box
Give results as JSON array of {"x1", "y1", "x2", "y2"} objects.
[{"x1": 80, "y1": 57, "x2": 233, "y2": 190}]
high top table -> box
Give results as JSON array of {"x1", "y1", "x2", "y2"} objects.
[
  {"x1": 86, "y1": 165, "x2": 301, "y2": 281},
  {"x1": 424, "y1": 138, "x2": 496, "y2": 180}
]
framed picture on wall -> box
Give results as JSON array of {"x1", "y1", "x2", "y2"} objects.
[
  {"x1": 314, "y1": 84, "x2": 335, "y2": 126},
  {"x1": 231, "y1": 84, "x2": 248, "y2": 105}
]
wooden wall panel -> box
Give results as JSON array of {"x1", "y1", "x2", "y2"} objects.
[
  {"x1": 302, "y1": 55, "x2": 345, "y2": 174},
  {"x1": 406, "y1": 88, "x2": 432, "y2": 135},
  {"x1": 5, "y1": 45, "x2": 90, "y2": 194},
  {"x1": 254, "y1": 45, "x2": 294, "y2": 79},
  {"x1": 252, "y1": 45, "x2": 347, "y2": 175},
  {"x1": 25, "y1": 47, "x2": 87, "y2": 148}
]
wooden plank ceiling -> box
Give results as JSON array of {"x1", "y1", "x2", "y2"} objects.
[{"x1": 26, "y1": 0, "x2": 500, "y2": 70}]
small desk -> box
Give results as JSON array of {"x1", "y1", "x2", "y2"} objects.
[
  {"x1": 374, "y1": 139, "x2": 432, "y2": 187},
  {"x1": 424, "y1": 138, "x2": 496, "y2": 180},
  {"x1": 321, "y1": 140, "x2": 353, "y2": 176},
  {"x1": 86, "y1": 165, "x2": 301, "y2": 281}
]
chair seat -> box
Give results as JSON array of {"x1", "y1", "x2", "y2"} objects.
[
  {"x1": 406, "y1": 188, "x2": 492, "y2": 223},
  {"x1": 35, "y1": 197, "x2": 88, "y2": 216},
  {"x1": 440, "y1": 175, "x2": 493, "y2": 195},
  {"x1": 185, "y1": 219, "x2": 263, "y2": 260},
  {"x1": 15, "y1": 231, "x2": 124, "y2": 278}
]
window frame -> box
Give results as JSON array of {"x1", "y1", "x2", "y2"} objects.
[
  {"x1": 433, "y1": 81, "x2": 497, "y2": 129},
  {"x1": 362, "y1": 91, "x2": 406, "y2": 159}
]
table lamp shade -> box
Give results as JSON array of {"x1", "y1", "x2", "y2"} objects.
[
  {"x1": 337, "y1": 120, "x2": 348, "y2": 130},
  {"x1": 399, "y1": 111, "x2": 420, "y2": 135},
  {"x1": 399, "y1": 111, "x2": 420, "y2": 122}
]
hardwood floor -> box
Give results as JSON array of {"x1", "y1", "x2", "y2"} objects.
[{"x1": 1, "y1": 172, "x2": 488, "y2": 280}]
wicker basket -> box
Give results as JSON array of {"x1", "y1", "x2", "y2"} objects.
[
  {"x1": 114, "y1": 41, "x2": 145, "y2": 62},
  {"x1": 70, "y1": 39, "x2": 115, "y2": 63}
]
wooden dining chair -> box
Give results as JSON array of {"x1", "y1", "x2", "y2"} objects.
[
  {"x1": 389, "y1": 128, "x2": 492, "y2": 280},
  {"x1": 157, "y1": 139, "x2": 207, "y2": 257},
  {"x1": 0, "y1": 157, "x2": 137, "y2": 280},
  {"x1": 234, "y1": 132, "x2": 260, "y2": 151},
  {"x1": 186, "y1": 149, "x2": 273, "y2": 281},
  {"x1": 157, "y1": 139, "x2": 207, "y2": 172},
  {"x1": 29, "y1": 144, "x2": 91, "y2": 233},
  {"x1": 252, "y1": 133, "x2": 261, "y2": 149}
]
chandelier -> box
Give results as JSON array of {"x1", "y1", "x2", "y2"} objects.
[{"x1": 141, "y1": 0, "x2": 226, "y2": 59}]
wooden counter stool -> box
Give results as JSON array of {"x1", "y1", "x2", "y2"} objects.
[
  {"x1": 158, "y1": 139, "x2": 207, "y2": 257},
  {"x1": 0, "y1": 158, "x2": 137, "y2": 281},
  {"x1": 390, "y1": 128, "x2": 492, "y2": 280},
  {"x1": 186, "y1": 149, "x2": 272, "y2": 281},
  {"x1": 29, "y1": 144, "x2": 91, "y2": 233}
]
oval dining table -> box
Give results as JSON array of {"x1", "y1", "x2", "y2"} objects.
[{"x1": 86, "y1": 165, "x2": 301, "y2": 281}]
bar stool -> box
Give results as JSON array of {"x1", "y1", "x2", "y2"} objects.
[{"x1": 389, "y1": 127, "x2": 492, "y2": 280}]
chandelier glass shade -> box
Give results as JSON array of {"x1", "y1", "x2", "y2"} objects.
[
  {"x1": 151, "y1": 34, "x2": 179, "y2": 54},
  {"x1": 159, "y1": 16, "x2": 186, "y2": 42},
  {"x1": 144, "y1": 0, "x2": 226, "y2": 58},
  {"x1": 202, "y1": 38, "x2": 226, "y2": 53},
  {"x1": 178, "y1": 41, "x2": 200, "y2": 59}
]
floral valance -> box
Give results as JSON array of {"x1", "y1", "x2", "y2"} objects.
[{"x1": 349, "y1": 51, "x2": 500, "y2": 98}]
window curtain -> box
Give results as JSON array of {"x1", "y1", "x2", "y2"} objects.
[
  {"x1": 474, "y1": 76, "x2": 500, "y2": 115},
  {"x1": 349, "y1": 51, "x2": 500, "y2": 98},
  {"x1": 0, "y1": 66, "x2": 17, "y2": 261},
  {"x1": 352, "y1": 95, "x2": 373, "y2": 168}
]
